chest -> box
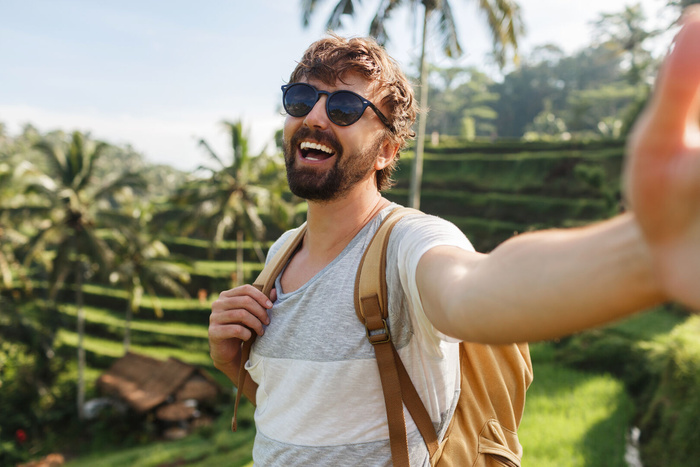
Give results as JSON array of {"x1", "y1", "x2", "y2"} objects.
[{"x1": 279, "y1": 251, "x2": 328, "y2": 294}]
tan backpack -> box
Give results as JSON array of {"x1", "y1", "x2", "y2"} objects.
[{"x1": 232, "y1": 207, "x2": 533, "y2": 467}]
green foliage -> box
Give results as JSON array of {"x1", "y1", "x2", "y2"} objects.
[
  {"x1": 388, "y1": 139, "x2": 625, "y2": 250},
  {"x1": 490, "y1": 1, "x2": 661, "y2": 141},
  {"x1": 591, "y1": 3, "x2": 661, "y2": 85},
  {"x1": 427, "y1": 67, "x2": 499, "y2": 138},
  {"x1": 0, "y1": 299, "x2": 74, "y2": 465},
  {"x1": 63, "y1": 403, "x2": 256, "y2": 467},
  {"x1": 549, "y1": 307, "x2": 700, "y2": 467},
  {"x1": 637, "y1": 316, "x2": 700, "y2": 467},
  {"x1": 523, "y1": 99, "x2": 569, "y2": 141},
  {"x1": 158, "y1": 120, "x2": 296, "y2": 263},
  {"x1": 0, "y1": 339, "x2": 41, "y2": 465},
  {"x1": 519, "y1": 354, "x2": 634, "y2": 466}
]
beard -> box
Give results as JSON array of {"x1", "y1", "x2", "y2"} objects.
[{"x1": 283, "y1": 127, "x2": 381, "y2": 202}]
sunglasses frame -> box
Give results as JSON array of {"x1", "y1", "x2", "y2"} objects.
[{"x1": 281, "y1": 83, "x2": 394, "y2": 132}]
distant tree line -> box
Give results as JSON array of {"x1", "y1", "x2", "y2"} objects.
[{"x1": 425, "y1": 3, "x2": 667, "y2": 142}]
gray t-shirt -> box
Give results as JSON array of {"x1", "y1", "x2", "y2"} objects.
[{"x1": 247, "y1": 205, "x2": 473, "y2": 466}]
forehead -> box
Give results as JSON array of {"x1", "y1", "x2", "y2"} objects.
[{"x1": 302, "y1": 73, "x2": 382, "y2": 100}]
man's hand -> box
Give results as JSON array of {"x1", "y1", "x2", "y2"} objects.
[
  {"x1": 625, "y1": 6, "x2": 700, "y2": 310},
  {"x1": 208, "y1": 284, "x2": 275, "y2": 372}
]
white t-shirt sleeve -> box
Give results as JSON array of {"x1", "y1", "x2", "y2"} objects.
[{"x1": 395, "y1": 214, "x2": 475, "y2": 354}]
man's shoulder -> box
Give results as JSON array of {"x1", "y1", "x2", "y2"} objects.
[
  {"x1": 392, "y1": 209, "x2": 461, "y2": 235},
  {"x1": 389, "y1": 209, "x2": 474, "y2": 254},
  {"x1": 266, "y1": 225, "x2": 305, "y2": 265}
]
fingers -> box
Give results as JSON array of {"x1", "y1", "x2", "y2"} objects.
[
  {"x1": 636, "y1": 7, "x2": 700, "y2": 149},
  {"x1": 210, "y1": 284, "x2": 274, "y2": 341}
]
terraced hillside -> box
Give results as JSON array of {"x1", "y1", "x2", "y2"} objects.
[
  {"x1": 386, "y1": 139, "x2": 625, "y2": 252},
  {"x1": 35, "y1": 138, "x2": 700, "y2": 467},
  {"x1": 52, "y1": 139, "x2": 626, "y2": 370}
]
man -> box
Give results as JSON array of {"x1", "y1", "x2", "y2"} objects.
[{"x1": 209, "y1": 7, "x2": 700, "y2": 466}]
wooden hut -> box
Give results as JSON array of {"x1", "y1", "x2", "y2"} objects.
[{"x1": 97, "y1": 352, "x2": 222, "y2": 436}]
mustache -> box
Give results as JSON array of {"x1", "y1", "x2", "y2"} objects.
[{"x1": 289, "y1": 127, "x2": 342, "y2": 155}]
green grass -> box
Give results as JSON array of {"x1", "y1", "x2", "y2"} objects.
[
  {"x1": 64, "y1": 403, "x2": 257, "y2": 467},
  {"x1": 48, "y1": 282, "x2": 211, "y2": 311},
  {"x1": 191, "y1": 260, "x2": 263, "y2": 277},
  {"x1": 56, "y1": 328, "x2": 211, "y2": 366},
  {"x1": 519, "y1": 345, "x2": 634, "y2": 466},
  {"x1": 54, "y1": 340, "x2": 635, "y2": 467},
  {"x1": 58, "y1": 304, "x2": 209, "y2": 338}
]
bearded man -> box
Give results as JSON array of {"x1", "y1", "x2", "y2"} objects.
[{"x1": 209, "y1": 9, "x2": 700, "y2": 466}]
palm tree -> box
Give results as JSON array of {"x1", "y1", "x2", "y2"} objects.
[
  {"x1": 301, "y1": 0, "x2": 524, "y2": 208},
  {"x1": 0, "y1": 161, "x2": 21, "y2": 291},
  {"x1": 22, "y1": 130, "x2": 145, "y2": 419},
  {"x1": 110, "y1": 207, "x2": 191, "y2": 352},
  {"x1": 0, "y1": 166, "x2": 33, "y2": 295},
  {"x1": 592, "y1": 4, "x2": 660, "y2": 85},
  {"x1": 0, "y1": 130, "x2": 39, "y2": 294},
  {"x1": 163, "y1": 120, "x2": 293, "y2": 285}
]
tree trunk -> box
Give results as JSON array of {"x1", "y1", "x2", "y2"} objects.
[
  {"x1": 408, "y1": 6, "x2": 431, "y2": 210},
  {"x1": 76, "y1": 260, "x2": 86, "y2": 420}
]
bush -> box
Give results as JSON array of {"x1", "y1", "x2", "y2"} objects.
[
  {"x1": 638, "y1": 316, "x2": 700, "y2": 467},
  {"x1": 0, "y1": 340, "x2": 37, "y2": 465}
]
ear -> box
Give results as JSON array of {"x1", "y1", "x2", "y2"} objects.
[{"x1": 374, "y1": 138, "x2": 400, "y2": 171}]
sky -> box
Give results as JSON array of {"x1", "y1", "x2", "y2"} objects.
[{"x1": 0, "y1": 0, "x2": 677, "y2": 172}]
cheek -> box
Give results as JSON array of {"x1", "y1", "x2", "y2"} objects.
[{"x1": 284, "y1": 115, "x2": 307, "y2": 139}]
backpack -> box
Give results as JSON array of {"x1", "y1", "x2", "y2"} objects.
[{"x1": 232, "y1": 207, "x2": 533, "y2": 467}]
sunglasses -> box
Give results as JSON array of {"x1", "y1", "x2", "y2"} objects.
[{"x1": 281, "y1": 82, "x2": 394, "y2": 132}]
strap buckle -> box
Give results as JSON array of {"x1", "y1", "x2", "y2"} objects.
[{"x1": 366, "y1": 319, "x2": 391, "y2": 345}]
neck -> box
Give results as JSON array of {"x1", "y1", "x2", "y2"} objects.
[{"x1": 303, "y1": 182, "x2": 391, "y2": 262}]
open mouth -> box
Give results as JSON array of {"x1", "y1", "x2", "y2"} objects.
[{"x1": 299, "y1": 141, "x2": 335, "y2": 161}]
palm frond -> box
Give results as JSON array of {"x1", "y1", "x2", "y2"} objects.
[
  {"x1": 243, "y1": 199, "x2": 266, "y2": 240},
  {"x1": 145, "y1": 283, "x2": 164, "y2": 319},
  {"x1": 369, "y1": 0, "x2": 403, "y2": 45},
  {"x1": 76, "y1": 140, "x2": 109, "y2": 192},
  {"x1": 34, "y1": 139, "x2": 67, "y2": 184},
  {"x1": 197, "y1": 138, "x2": 226, "y2": 169},
  {"x1": 301, "y1": 0, "x2": 325, "y2": 27},
  {"x1": 66, "y1": 132, "x2": 87, "y2": 189},
  {"x1": 92, "y1": 170, "x2": 147, "y2": 201},
  {"x1": 478, "y1": 0, "x2": 524, "y2": 67},
  {"x1": 48, "y1": 237, "x2": 73, "y2": 299},
  {"x1": 435, "y1": 0, "x2": 462, "y2": 58},
  {"x1": 222, "y1": 120, "x2": 249, "y2": 166},
  {"x1": 24, "y1": 176, "x2": 60, "y2": 201},
  {"x1": 0, "y1": 250, "x2": 14, "y2": 289},
  {"x1": 80, "y1": 228, "x2": 115, "y2": 277},
  {"x1": 145, "y1": 261, "x2": 191, "y2": 296},
  {"x1": 326, "y1": 0, "x2": 360, "y2": 30},
  {"x1": 22, "y1": 224, "x2": 62, "y2": 268}
]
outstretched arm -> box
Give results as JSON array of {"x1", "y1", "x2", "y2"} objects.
[
  {"x1": 417, "y1": 214, "x2": 664, "y2": 344},
  {"x1": 417, "y1": 8, "x2": 700, "y2": 344}
]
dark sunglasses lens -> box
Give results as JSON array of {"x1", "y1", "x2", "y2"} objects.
[
  {"x1": 284, "y1": 84, "x2": 317, "y2": 117},
  {"x1": 328, "y1": 92, "x2": 364, "y2": 126}
]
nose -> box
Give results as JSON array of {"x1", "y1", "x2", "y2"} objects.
[{"x1": 303, "y1": 95, "x2": 329, "y2": 130}]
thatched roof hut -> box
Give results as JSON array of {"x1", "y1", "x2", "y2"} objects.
[{"x1": 97, "y1": 352, "x2": 222, "y2": 420}]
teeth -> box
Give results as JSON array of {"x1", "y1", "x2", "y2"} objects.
[{"x1": 300, "y1": 141, "x2": 334, "y2": 154}]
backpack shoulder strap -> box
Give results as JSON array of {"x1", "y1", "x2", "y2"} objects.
[
  {"x1": 231, "y1": 223, "x2": 307, "y2": 431},
  {"x1": 354, "y1": 207, "x2": 439, "y2": 466},
  {"x1": 252, "y1": 223, "x2": 308, "y2": 295}
]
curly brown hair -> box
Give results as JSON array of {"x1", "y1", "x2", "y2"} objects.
[{"x1": 288, "y1": 34, "x2": 417, "y2": 191}]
